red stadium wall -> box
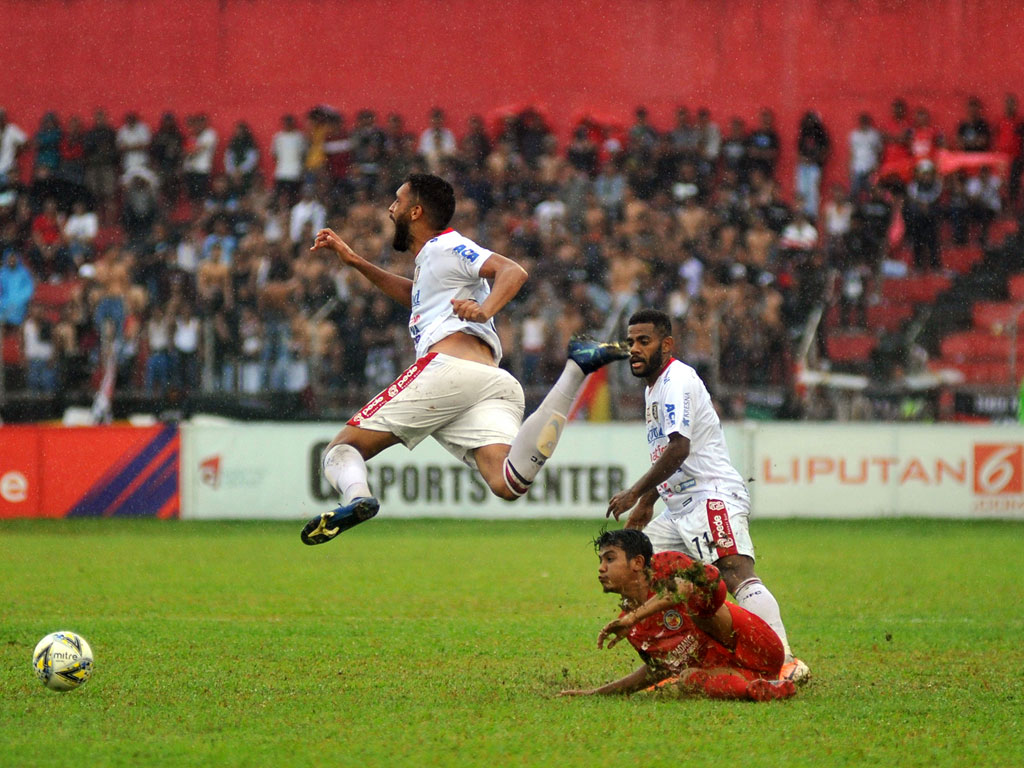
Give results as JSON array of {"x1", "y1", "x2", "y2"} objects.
[
  {"x1": 0, "y1": 425, "x2": 179, "y2": 518},
  {"x1": 1, "y1": 0, "x2": 1021, "y2": 186}
]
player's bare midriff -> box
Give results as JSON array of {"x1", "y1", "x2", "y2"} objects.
[{"x1": 428, "y1": 331, "x2": 497, "y2": 366}]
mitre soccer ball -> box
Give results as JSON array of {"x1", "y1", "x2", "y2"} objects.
[{"x1": 32, "y1": 631, "x2": 94, "y2": 691}]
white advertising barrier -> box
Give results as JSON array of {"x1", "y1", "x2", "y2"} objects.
[
  {"x1": 180, "y1": 422, "x2": 689, "y2": 520},
  {"x1": 749, "y1": 423, "x2": 1024, "y2": 519},
  {"x1": 180, "y1": 421, "x2": 1024, "y2": 520}
]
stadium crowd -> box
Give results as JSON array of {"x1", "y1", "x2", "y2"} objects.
[{"x1": 0, "y1": 96, "x2": 1021, "y2": 417}]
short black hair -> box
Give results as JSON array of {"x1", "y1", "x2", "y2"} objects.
[
  {"x1": 594, "y1": 529, "x2": 653, "y2": 568},
  {"x1": 405, "y1": 173, "x2": 455, "y2": 230},
  {"x1": 628, "y1": 308, "x2": 673, "y2": 339}
]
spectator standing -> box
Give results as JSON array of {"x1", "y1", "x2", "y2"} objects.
[
  {"x1": 172, "y1": 301, "x2": 201, "y2": 392},
  {"x1": 627, "y1": 106, "x2": 658, "y2": 161},
  {"x1": 695, "y1": 107, "x2": 721, "y2": 181},
  {"x1": 183, "y1": 113, "x2": 217, "y2": 203},
  {"x1": 150, "y1": 112, "x2": 185, "y2": 202},
  {"x1": 794, "y1": 111, "x2": 830, "y2": 218},
  {"x1": 965, "y1": 165, "x2": 1001, "y2": 244},
  {"x1": 83, "y1": 109, "x2": 118, "y2": 204},
  {"x1": 224, "y1": 121, "x2": 260, "y2": 195},
  {"x1": 289, "y1": 185, "x2": 326, "y2": 245},
  {"x1": 23, "y1": 303, "x2": 56, "y2": 393},
  {"x1": 848, "y1": 112, "x2": 882, "y2": 199},
  {"x1": 904, "y1": 160, "x2": 943, "y2": 271},
  {"x1": 417, "y1": 107, "x2": 457, "y2": 174},
  {"x1": 64, "y1": 199, "x2": 99, "y2": 260},
  {"x1": 670, "y1": 106, "x2": 699, "y2": 162},
  {"x1": 746, "y1": 108, "x2": 781, "y2": 180},
  {"x1": 0, "y1": 109, "x2": 28, "y2": 186},
  {"x1": 909, "y1": 107, "x2": 942, "y2": 161},
  {"x1": 720, "y1": 117, "x2": 748, "y2": 181},
  {"x1": 83, "y1": 109, "x2": 117, "y2": 204},
  {"x1": 59, "y1": 115, "x2": 87, "y2": 188},
  {"x1": 0, "y1": 249, "x2": 34, "y2": 325},
  {"x1": 994, "y1": 94, "x2": 1024, "y2": 208},
  {"x1": 460, "y1": 114, "x2": 492, "y2": 168},
  {"x1": 271, "y1": 114, "x2": 307, "y2": 206},
  {"x1": 121, "y1": 168, "x2": 160, "y2": 246},
  {"x1": 144, "y1": 305, "x2": 172, "y2": 394},
  {"x1": 116, "y1": 112, "x2": 151, "y2": 173},
  {"x1": 956, "y1": 96, "x2": 991, "y2": 152},
  {"x1": 33, "y1": 112, "x2": 62, "y2": 175}
]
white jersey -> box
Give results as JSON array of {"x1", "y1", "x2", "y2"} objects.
[
  {"x1": 645, "y1": 358, "x2": 749, "y2": 511},
  {"x1": 408, "y1": 229, "x2": 501, "y2": 363}
]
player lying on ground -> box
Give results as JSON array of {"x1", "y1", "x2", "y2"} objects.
[
  {"x1": 301, "y1": 173, "x2": 628, "y2": 545},
  {"x1": 559, "y1": 529, "x2": 796, "y2": 701}
]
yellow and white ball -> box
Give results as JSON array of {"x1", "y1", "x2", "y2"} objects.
[{"x1": 32, "y1": 631, "x2": 94, "y2": 691}]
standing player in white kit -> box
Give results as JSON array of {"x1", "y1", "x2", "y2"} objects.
[
  {"x1": 301, "y1": 173, "x2": 628, "y2": 544},
  {"x1": 607, "y1": 308, "x2": 809, "y2": 684}
]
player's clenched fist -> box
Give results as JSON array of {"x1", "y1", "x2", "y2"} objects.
[{"x1": 451, "y1": 298, "x2": 489, "y2": 323}]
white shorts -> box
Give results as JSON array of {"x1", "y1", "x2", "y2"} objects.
[
  {"x1": 348, "y1": 352, "x2": 524, "y2": 468},
  {"x1": 643, "y1": 491, "x2": 755, "y2": 565}
]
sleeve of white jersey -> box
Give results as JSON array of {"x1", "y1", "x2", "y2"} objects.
[{"x1": 450, "y1": 238, "x2": 494, "y2": 282}]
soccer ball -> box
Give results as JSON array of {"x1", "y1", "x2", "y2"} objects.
[{"x1": 32, "y1": 631, "x2": 94, "y2": 691}]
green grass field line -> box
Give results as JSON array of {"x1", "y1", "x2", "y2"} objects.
[{"x1": 1, "y1": 519, "x2": 1021, "y2": 767}]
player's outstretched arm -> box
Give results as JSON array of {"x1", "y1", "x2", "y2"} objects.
[
  {"x1": 607, "y1": 434, "x2": 690, "y2": 520},
  {"x1": 312, "y1": 228, "x2": 413, "y2": 308},
  {"x1": 559, "y1": 665, "x2": 657, "y2": 696}
]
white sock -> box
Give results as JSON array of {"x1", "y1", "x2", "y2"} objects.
[
  {"x1": 503, "y1": 362, "x2": 585, "y2": 496},
  {"x1": 733, "y1": 578, "x2": 793, "y2": 661},
  {"x1": 322, "y1": 444, "x2": 372, "y2": 505}
]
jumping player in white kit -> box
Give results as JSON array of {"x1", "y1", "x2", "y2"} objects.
[
  {"x1": 607, "y1": 308, "x2": 809, "y2": 684},
  {"x1": 300, "y1": 173, "x2": 628, "y2": 545}
]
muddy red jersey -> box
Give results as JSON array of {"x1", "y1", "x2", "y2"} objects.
[{"x1": 625, "y1": 551, "x2": 782, "y2": 677}]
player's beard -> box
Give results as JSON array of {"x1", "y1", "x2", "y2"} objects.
[
  {"x1": 392, "y1": 212, "x2": 412, "y2": 252},
  {"x1": 631, "y1": 347, "x2": 663, "y2": 379}
]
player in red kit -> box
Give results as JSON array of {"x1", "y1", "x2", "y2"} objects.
[{"x1": 560, "y1": 529, "x2": 796, "y2": 701}]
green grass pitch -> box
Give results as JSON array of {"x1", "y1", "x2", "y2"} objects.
[{"x1": 1, "y1": 518, "x2": 1021, "y2": 767}]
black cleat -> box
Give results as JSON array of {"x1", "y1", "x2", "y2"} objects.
[
  {"x1": 300, "y1": 497, "x2": 380, "y2": 545},
  {"x1": 567, "y1": 336, "x2": 630, "y2": 375}
]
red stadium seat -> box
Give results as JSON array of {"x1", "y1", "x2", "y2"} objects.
[
  {"x1": 826, "y1": 332, "x2": 877, "y2": 363},
  {"x1": 866, "y1": 301, "x2": 913, "y2": 332},
  {"x1": 972, "y1": 301, "x2": 1022, "y2": 331},
  {"x1": 2, "y1": 332, "x2": 24, "y2": 365},
  {"x1": 1007, "y1": 274, "x2": 1024, "y2": 301},
  {"x1": 989, "y1": 217, "x2": 1019, "y2": 244},
  {"x1": 940, "y1": 331, "x2": 1012, "y2": 362},
  {"x1": 941, "y1": 245, "x2": 983, "y2": 274},
  {"x1": 881, "y1": 274, "x2": 952, "y2": 303},
  {"x1": 32, "y1": 280, "x2": 77, "y2": 322}
]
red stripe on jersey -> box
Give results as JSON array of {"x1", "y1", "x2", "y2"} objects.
[
  {"x1": 348, "y1": 353, "x2": 438, "y2": 426},
  {"x1": 706, "y1": 499, "x2": 739, "y2": 558}
]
